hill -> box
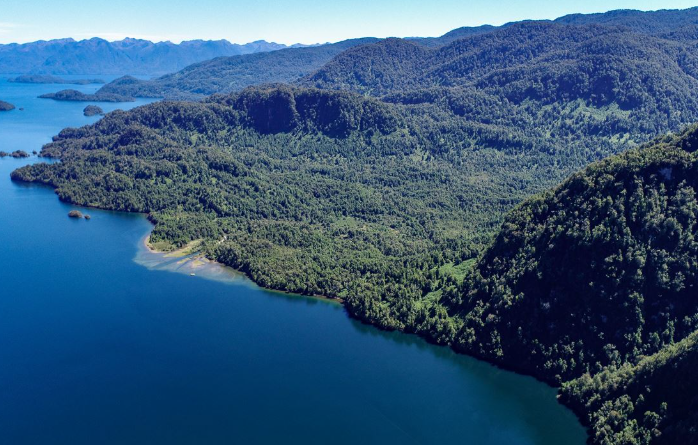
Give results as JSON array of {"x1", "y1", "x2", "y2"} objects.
[
  {"x1": 95, "y1": 38, "x2": 379, "y2": 100},
  {"x1": 436, "y1": 125, "x2": 698, "y2": 444},
  {"x1": 561, "y1": 331, "x2": 698, "y2": 444},
  {"x1": 554, "y1": 6, "x2": 698, "y2": 35},
  {"x1": 39, "y1": 89, "x2": 133, "y2": 102},
  {"x1": 305, "y1": 22, "x2": 698, "y2": 116},
  {"x1": 97, "y1": 7, "x2": 698, "y2": 101},
  {"x1": 0, "y1": 37, "x2": 310, "y2": 76}
]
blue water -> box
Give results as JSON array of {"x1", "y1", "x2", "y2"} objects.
[{"x1": 0, "y1": 77, "x2": 587, "y2": 445}]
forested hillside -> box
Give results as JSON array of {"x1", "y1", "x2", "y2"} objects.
[
  {"x1": 9, "y1": 86, "x2": 546, "y2": 303},
  {"x1": 305, "y1": 22, "x2": 698, "y2": 127},
  {"x1": 13, "y1": 83, "x2": 698, "y2": 445},
  {"x1": 554, "y1": 7, "x2": 698, "y2": 34},
  {"x1": 10, "y1": 8, "x2": 698, "y2": 444},
  {"x1": 561, "y1": 332, "x2": 698, "y2": 444},
  {"x1": 94, "y1": 39, "x2": 378, "y2": 100},
  {"x1": 98, "y1": 7, "x2": 698, "y2": 103},
  {"x1": 440, "y1": 126, "x2": 698, "y2": 444}
]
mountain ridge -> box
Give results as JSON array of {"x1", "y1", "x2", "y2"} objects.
[
  {"x1": 0, "y1": 37, "x2": 314, "y2": 76},
  {"x1": 92, "y1": 7, "x2": 698, "y2": 102}
]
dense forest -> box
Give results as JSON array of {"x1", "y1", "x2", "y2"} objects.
[
  {"x1": 10, "y1": 8, "x2": 698, "y2": 445},
  {"x1": 304, "y1": 22, "x2": 698, "y2": 124},
  {"x1": 561, "y1": 331, "x2": 698, "y2": 444},
  {"x1": 39, "y1": 89, "x2": 133, "y2": 103},
  {"x1": 99, "y1": 7, "x2": 698, "y2": 104},
  {"x1": 95, "y1": 39, "x2": 379, "y2": 100}
]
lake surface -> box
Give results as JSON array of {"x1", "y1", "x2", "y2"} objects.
[{"x1": 0, "y1": 77, "x2": 587, "y2": 444}]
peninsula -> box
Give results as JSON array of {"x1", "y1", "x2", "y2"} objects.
[{"x1": 9, "y1": 75, "x2": 105, "y2": 85}]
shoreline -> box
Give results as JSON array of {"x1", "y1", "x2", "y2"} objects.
[
  {"x1": 11, "y1": 161, "x2": 590, "y2": 436},
  {"x1": 11, "y1": 157, "x2": 589, "y2": 437},
  {"x1": 140, "y1": 231, "x2": 589, "y2": 435},
  {"x1": 141, "y1": 234, "x2": 345, "y2": 306}
]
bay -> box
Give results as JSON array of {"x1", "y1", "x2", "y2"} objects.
[{"x1": 0, "y1": 77, "x2": 587, "y2": 445}]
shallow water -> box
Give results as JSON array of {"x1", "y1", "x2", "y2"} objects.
[{"x1": 0, "y1": 77, "x2": 587, "y2": 445}]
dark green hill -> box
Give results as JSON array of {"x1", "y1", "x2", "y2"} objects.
[
  {"x1": 554, "y1": 7, "x2": 698, "y2": 35},
  {"x1": 305, "y1": 22, "x2": 698, "y2": 130},
  {"x1": 446, "y1": 124, "x2": 698, "y2": 379},
  {"x1": 561, "y1": 331, "x2": 698, "y2": 444},
  {"x1": 433, "y1": 125, "x2": 698, "y2": 444},
  {"x1": 301, "y1": 21, "x2": 698, "y2": 150},
  {"x1": 96, "y1": 39, "x2": 379, "y2": 101},
  {"x1": 302, "y1": 38, "x2": 432, "y2": 95},
  {"x1": 39, "y1": 89, "x2": 134, "y2": 103},
  {"x1": 96, "y1": 8, "x2": 698, "y2": 102}
]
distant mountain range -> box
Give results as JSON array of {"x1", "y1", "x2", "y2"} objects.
[{"x1": 0, "y1": 38, "x2": 313, "y2": 76}]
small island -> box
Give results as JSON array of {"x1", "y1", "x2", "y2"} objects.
[
  {"x1": 0, "y1": 100, "x2": 16, "y2": 111},
  {"x1": 83, "y1": 105, "x2": 104, "y2": 117},
  {"x1": 9, "y1": 75, "x2": 105, "y2": 85},
  {"x1": 67, "y1": 210, "x2": 91, "y2": 219},
  {"x1": 39, "y1": 89, "x2": 134, "y2": 103},
  {"x1": 0, "y1": 150, "x2": 30, "y2": 158}
]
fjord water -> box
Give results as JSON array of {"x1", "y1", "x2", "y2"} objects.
[{"x1": 0, "y1": 79, "x2": 586, "y2": 444}]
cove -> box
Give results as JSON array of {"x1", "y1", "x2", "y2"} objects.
[{"x1": 0, "y1": 77, "x2": 587, "y2": 444}]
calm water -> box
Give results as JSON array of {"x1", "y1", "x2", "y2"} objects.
[{"x1": 0, "y1": 78, "x2": 587, "y2": 444}]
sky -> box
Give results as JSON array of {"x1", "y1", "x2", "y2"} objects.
[{"x1": 1, "y1": 0, "x2": 697, "y2": 45}]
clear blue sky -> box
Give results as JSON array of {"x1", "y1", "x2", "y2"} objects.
[{"x1": 1, "y1": 0, "x2": 696, "y2": 45}]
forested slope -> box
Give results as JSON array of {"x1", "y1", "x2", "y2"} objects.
[
  {"x1": 305, "y1": 22, "x2": 698, "y2": 131},
  {"x1": 441, "y1": 126, "x2": 698, "y2": 444},
  {"x1": 98, "y1": 7, "x2": 698, "y2": 103},
  {"x1": 561, "y1": 332, "x2": 698, "y2": 444},
  {"x1": 10, "y1": 9, "x2": 698, "y2": 444},
  {"x1": 13, "y1": 84, "x2": 698, "y2": 445},
  {"x1": 9, "y1": 86, "x2": 545, "y2": 303},
  {"x1": 95, "y1": 39, "x2": 378, "y2": 100}
]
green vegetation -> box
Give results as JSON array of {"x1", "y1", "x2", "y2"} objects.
[
  {"x1": 96, "y1": 38, "x2": 379, "y2": 100},
  {"x1": 561, "y1": 332, "x2": 698, "y2": 444},
  {"x1": 443, "y1": 126, "x2": 698, "y2": 444},
  {"x1": 304, "y1": 22, "x2": 698, "y2": 132},
  {"x1": 83, "y1": 105, "x2": 104, "y2": 117},
  {"x1": 0, "y1": 150, "x2": 29, "y2": 158},
  {"x1": 39, "y1": 89, "x2": 133, "y2": 103},
  {"x1": 10, "y1": 9, "x2": 698, "y2": 443}
]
